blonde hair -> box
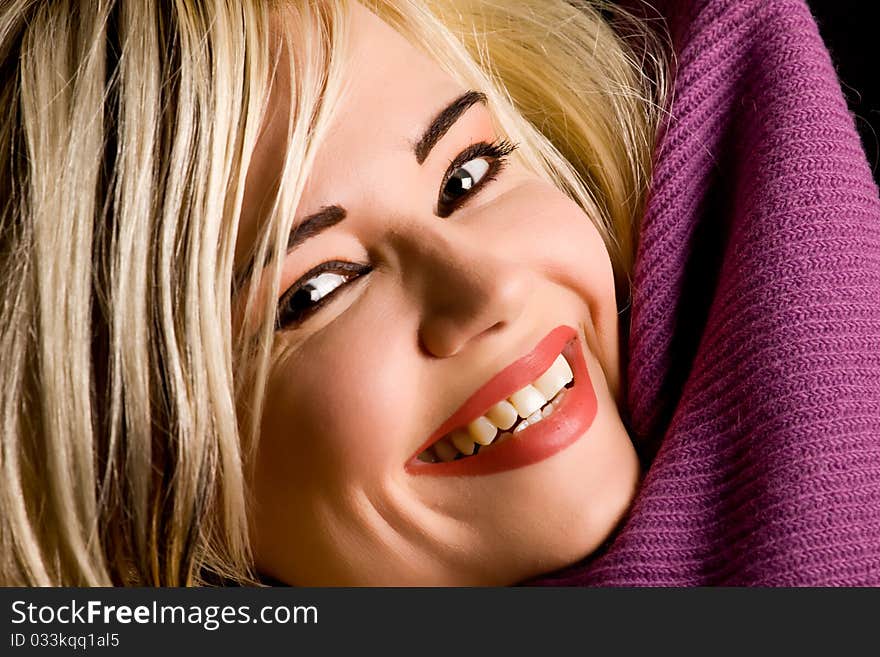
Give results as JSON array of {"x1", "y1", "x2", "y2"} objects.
[{"x1": 0, "y1": 0, "x2": 668, "y2": 585}]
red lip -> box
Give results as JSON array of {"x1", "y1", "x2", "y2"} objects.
[{"x1": 405, "y1": 324, "x2": 597, "y2": 476}]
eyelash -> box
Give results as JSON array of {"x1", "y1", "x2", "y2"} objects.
[
  {"x1": 436, "y1": 139, "x2": 516, "y2": 218},
  {"x1": 275, "y1": 138, "x2": 518, "y2": 330}
]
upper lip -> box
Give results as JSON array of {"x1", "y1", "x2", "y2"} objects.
[{"x1": 410, "y1": 325, "x2": 577, "y2": 460}]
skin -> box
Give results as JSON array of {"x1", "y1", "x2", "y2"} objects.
[{"x1": 238, "y1": 3, "x2": 641, "y2": 586}]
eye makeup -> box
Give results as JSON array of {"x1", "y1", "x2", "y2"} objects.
[
  {"x1": 436, "y1": 139, "x2": 517, "y2": 218},
  {"x1": 274, "y1": 138, "x2": 518, "y2": 331},
  {"x1": 275, "y1": 260, "x2": 372, "y2": 329}
]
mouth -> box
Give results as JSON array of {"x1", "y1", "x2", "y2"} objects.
[
  {"x1": 418, "y1": 354, "x2": 575, "y2": 463},
  {"x1": 406, "y1": 324, "x2": 598, "y2": 476}
]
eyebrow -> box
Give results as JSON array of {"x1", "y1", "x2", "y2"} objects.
[
  {"x1": 234, "y1": 205, "x2": 347, "y2": 288},
  {"x1": 236, "y1": 91, "x2": 487, "y2": 285},
  {"x1": 290, "y1": 92, "x2": 485, "y2": 247},
  {"x1": 286, "y1": 204, "x2": 347, "y2": 251},
  {"x1": 414, "y1": 90, "x2": 487, "y2": 164}
]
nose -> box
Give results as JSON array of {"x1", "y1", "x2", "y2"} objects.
[{"x1": 390, "y1": 223, "x2": 534, "y2": 358}]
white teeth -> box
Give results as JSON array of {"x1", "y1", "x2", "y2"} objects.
[
  {"x1": 467, "y1": 416, "x2": 498, "y2": 445},
  {"x1": 508, "y1": 384, "x2": 547, "y2": 418},
  {"x1": 559, "y1": 354, "x2": 573, "y2": 381},
  {"x1": 485, "y1": 400, "x2": 518, "y2": 430},
  {"x1": 433, "y1": 439, "x2": 458, "y2": 462},
  {"x1": 532, "y1": 354, "x2": 573, "y2": 401},
  {"x1": 450, "y1": 429, "x2": 475, "y2": 455},
  {"x1": 426, "y1": 353, "x2": 574, "y2": 462}
]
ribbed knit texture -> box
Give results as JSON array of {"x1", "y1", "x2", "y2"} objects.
[{"x1": 526, "y1": 0, "x2": 880, "y2": 585}]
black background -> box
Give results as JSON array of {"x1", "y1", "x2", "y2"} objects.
[{"x1": 807, "y1": 0, "x2": 879, "y2": 185}]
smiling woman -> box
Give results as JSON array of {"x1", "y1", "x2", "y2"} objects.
[
  {"x1": 0, "y1": 0, "x2": 668, "y2": 585},
  {"x1": 240, "y1": 2, "x2": 665, "y2": 586}
]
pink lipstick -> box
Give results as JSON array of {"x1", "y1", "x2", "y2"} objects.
[{"x1": 406, "y1": 325, "x2": 597, "y2": 476}]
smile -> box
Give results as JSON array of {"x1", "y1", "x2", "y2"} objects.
[
  {"x1": 406, "y1": 325, "x2": 598, "y2": 476},
  {"x1": 418, "y1": 352, "x2": 575, "y2": 462}
]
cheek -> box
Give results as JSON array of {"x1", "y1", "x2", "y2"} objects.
[
  {"x1": 495, "y1": 180, "x2": 614, "y2": 292},
  {"x1": 258, "y1": 313, "x2": 417, "y2": 487}
]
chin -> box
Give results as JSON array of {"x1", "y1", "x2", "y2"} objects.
[{"x1": 509, "y1": 438, "x2": 640, "y2": 584}]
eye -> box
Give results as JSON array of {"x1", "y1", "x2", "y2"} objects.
[
  {"x1": 440, "y1": 158, "x2": 490, "y2": 204},
  {"x1": 437, "y1": 139, "x2": 517, "y2": 217},
  {"x1": 276, "y1": 261, "x2": 371, "y2": 330}
]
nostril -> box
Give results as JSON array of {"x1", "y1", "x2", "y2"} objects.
[
  {"x1": 416, "y1": 255, "x2": 532, "y2": 358},
  {"x1": 477, "y1": 320, "x2": 507, "y2": 343},
  {"x1": 486, "y1": 319, "x2": 506, "y2": 334},
  {"x1": 418, "y1": 318, "x2": 509, "y2": 359}
]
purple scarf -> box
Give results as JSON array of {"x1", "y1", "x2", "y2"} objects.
[{"x1": 526, "y1": 0, "x2": 880, "y2": 585}]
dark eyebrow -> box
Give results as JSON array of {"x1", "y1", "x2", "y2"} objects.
[
  {"x1": 286, "y1": 204, "x2": 347, "y2": 251},
  {"x1": 414, "y1": 90, "x2": 487, "y2": 165},
  {"x1": 235, "y1": 93, "x2": 485, "y2": 288},
  {"x1": 234, "y1": 205, "x2": 347, "y2": 288}
]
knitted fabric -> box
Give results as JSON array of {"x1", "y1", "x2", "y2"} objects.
[{"x1": 525, "y1": 0, "x2": 880, "y2": 585}]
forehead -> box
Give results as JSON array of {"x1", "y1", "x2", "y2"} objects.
[
  {"x1": 237, "y1": 2, "x2": 462, "y2": 265},
  {"x1": 335, "y1": 2, "x2": 463, "y2": 139}
]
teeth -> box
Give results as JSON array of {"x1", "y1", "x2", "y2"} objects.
[
  {"x1": 508, "y1": 384, "x2": 547, "y2": 418},
  {"x1": 425, "y1": 354, "x2": 574, "y2": 462},
  {"x1": 467, "y1": 416, "x2": 498, "y2": 445},
  {"x1": 449, "y1": 429, "x2": 476, "y2": 455},
  {"x1": 433, "y1": 438, "x2": 458, "y2": 462},
  {"x1": 532, "y1": 353, "x2": 574, "y2": 401},
  {"x1": 485, "y1": 400, "x2": 518, "y2": 430}
]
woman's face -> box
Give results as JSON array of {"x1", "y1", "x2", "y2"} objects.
[{"x1": 238, "y1": 3, "x2": 640, "y2": 585}]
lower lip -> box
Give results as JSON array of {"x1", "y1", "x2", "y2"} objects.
[{"x1": 406, "y1": 332, "x2": 598, "y2": 476}]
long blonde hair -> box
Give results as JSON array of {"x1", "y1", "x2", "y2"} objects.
[{"x1": 0, "y1": 0, "x2": 668, "y2": 585}]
